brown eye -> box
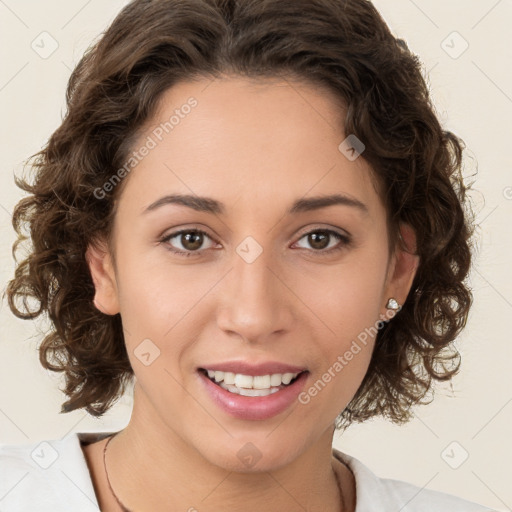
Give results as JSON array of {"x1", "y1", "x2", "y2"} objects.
[
  {"x1": 179, "y1": 231, "x2": 204, "y2": 251},
  {"x1": 307, "y1": 231, "x2": 330, "y2": 250},
  {"x1": 295, "y1": 229, "x2": 351, "y2": 254},
  {"x1": 161, "y1": 229, "x2": 216, "y2": 256}
]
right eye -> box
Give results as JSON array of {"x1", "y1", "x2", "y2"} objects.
[{"x1": 160, "y1": 229, "x2": 218, "y2": 257}]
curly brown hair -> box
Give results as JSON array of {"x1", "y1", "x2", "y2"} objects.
[{"x1": 5, "y1": 0, "x2": 476, "y2": 428}]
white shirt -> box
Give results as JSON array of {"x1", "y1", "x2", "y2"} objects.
[{"x1": 0, "y1": 432, "x2": 495, "y2": 511}]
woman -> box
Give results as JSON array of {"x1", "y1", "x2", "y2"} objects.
[{"x1": 0, "y1": 0, "x2": 495, "y2": 510}]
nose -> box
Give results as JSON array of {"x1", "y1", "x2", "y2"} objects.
[{"x1": 216, "y1": 246, "x2": 295, "y2": 344}]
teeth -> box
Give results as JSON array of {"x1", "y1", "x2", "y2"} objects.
[
  {"x1": 270, "y1": 374, "x2": 282, "y2": 386},
  {"x1": 223, "y1": 371, "x2": 236, "y2": 385},
  {"x1": 281, "y1": 373, "x2": 295, "y2": 385},
  {"x1": 220, "y1": 382, "x2": 282, "y2": 396},
  {"x1": 205, "y1": 370, "x2": 301, "y2": 390},
  {"x1": 234, "y1": 374, "x2": 253, "y2": 388},
  {"x1": 253, "y1": 375, "x2": 270, "y2": 389}
]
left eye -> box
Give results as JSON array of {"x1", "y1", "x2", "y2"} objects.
[
  {"x1": 160, "y1": 228, "x2": 351, "y2": 257},
  {"x1": 294, "y1": 229, "x2": 351, "y2": 253}
]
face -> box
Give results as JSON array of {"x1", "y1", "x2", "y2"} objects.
[{"x1": 87, "y1": 76, "x2": 418, "y2": 472}]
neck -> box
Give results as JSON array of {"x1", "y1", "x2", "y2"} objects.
[{"x1": 105, "y1": 385, "x2": 349, "y2": 512}]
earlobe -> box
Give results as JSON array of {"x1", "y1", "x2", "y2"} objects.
[
  {"x1": 85, "y1": 240, "x2": 120, "y2": 315},
  {"x1": 385, "y1": 223, "x2": 420, "y2": 307}
]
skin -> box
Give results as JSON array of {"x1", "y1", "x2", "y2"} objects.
[{"x1": 84, "y1": 75, "x2": 419, "y2": 512}]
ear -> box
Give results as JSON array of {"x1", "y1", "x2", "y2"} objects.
[
  {"x1": 382, "y1": 223, "x2": 420, "y2": 315},
  {"x1": 85, "y1": 239, "x2": 120, "y2": 315}
]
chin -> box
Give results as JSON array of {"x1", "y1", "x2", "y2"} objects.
[{"x1": 194, "y1": 432, "x2": 309, "y2": 474}]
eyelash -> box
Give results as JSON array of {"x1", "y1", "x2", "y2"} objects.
[{"x1": 159, "y1": 228, "x2": 352, "y2": 258}]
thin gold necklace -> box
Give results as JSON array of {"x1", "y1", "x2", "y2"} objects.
[
  {"x1": 103, "y1": 433, "x2": 346, "y2": 511},
  {"x1": 103, "y1": 433, "x2": 133, "y2": 512}
]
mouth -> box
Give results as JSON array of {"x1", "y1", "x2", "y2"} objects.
[{"x1": 198, "y1": 368, "x2": 307, "y2": 397}]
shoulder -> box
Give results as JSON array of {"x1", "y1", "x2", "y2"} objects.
[
  {"x1": 332, "y1": 448, "x2": 497, "y2": 512},
  {"x1": 0, "y1": 432, "x2": 112, "y2": 511}
]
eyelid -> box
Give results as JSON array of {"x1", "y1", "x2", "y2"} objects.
[{"x1": 294, "y1": 224, "x2": 351, "y2": 240}]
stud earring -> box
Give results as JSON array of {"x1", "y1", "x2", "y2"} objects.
[{"x1": 386, "y1": 298, "x2": 401, "y2": 311}]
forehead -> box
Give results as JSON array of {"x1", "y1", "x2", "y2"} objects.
[{"x1": 116, "y1": 76, "x2": 383, "y2": 220}]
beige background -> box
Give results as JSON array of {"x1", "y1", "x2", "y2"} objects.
[{"x1": 0, "y1": 1, "x2": 511, "y2": 510}]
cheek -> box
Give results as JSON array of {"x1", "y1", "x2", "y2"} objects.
[
  {"x1": 297, "y1": 333, "x2": 374, "y2": 426},
  {"x1": 115, "y1": 250, "x2": 216, "y2": 364},
  {"x1": 296, "y1": 254, "x2": 386, "y2": 338},
  {"x1": 295, "y1": 249, "x2": 386, "y2": 398},
  {"x1": 299, "y1": 288, "x2": 379, "y2": 420},
  {"x1": 115, "y1": 242, "x2": 202, "y2": 318}
]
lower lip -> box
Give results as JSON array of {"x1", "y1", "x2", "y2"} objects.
[{"x1": 198, "y1": 370, "x2": 309, "y2": 421}]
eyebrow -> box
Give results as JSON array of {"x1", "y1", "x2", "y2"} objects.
[{"x1": 142, "y1": 193, "x2": 369, "y2": 216}]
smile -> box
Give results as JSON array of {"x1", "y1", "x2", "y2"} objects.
[
  {"x1": 197, "y1": 368, "x2": 310, "y2": 420},
  {"x1": 200, "y1": 369, "x2": 303, "y2": 397}
]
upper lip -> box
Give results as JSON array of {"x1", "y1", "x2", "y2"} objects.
[{"x1": 198, "y1": 361, "x2": 307, "y2": 376}]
